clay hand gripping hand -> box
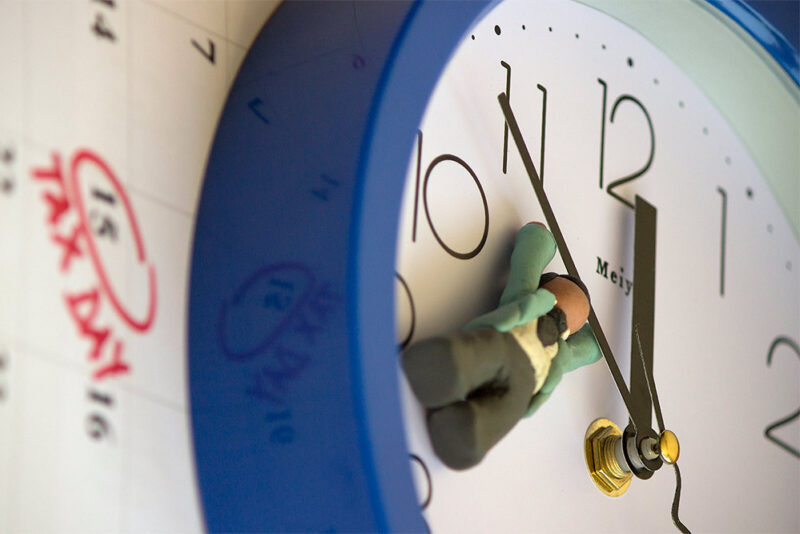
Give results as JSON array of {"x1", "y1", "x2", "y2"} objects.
[{"x1": 402, "y1": 223, "x2": 601, "y2": 470}]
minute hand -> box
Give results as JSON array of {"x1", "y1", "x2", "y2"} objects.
[{"x1": 498, "y1": 92, "x2": 636, "y2": 425}]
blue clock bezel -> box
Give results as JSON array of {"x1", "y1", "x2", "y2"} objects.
[
  {"x1": 711, "y1": 0, "x2": 800, "y2": 86},
  {"x1": 188, "y1": 1, "x2": 794, "y2": 531},
  {"x1": 188, "y1": 1, "x2": 492, "y2": 531}
]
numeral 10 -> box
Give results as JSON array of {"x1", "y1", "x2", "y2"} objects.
[{"x1": 409, "y1": 131, "x2": 489, "y2": 260}]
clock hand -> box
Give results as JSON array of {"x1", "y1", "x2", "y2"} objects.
[
  {"x1": 628, "y1": 184, "x2": 689, "y2": 533},
  {"x1": 629, "y1": 196, "x2": 657, "y2": 437},
  {"x1": 498, "y1": 92, "x2": 636, "y2": 424},
  {"x1": 501, "y1": 93, "x2": 687, "y2": 522},
  {"x1": 671, "y1": 464, "x2": 689, "y2": 533},
  {"x1": 634, "y1": 327, "x2": 690, "y2": 533},
  {"x1": 625, "y1": 195, "x2": 662, "y2": 477}
]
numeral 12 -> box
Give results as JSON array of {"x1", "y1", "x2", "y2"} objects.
[{"x1": 598, "y1": 78, "x2": 654, "y2": 209}]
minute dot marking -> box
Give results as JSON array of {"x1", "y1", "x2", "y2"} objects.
[{"x1": 477, "y1": 23, "x2": 758, "y2": 272}]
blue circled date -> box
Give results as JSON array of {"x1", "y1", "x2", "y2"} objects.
[{"x1": 217, "y1": 263, "x2": 315, "y2": 361}]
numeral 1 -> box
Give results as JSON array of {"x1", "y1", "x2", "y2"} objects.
[
  {"x1": 412, "y1": 130, "x2": 423, "y2": 242},
  {"x1": 717, "y1": 187, "x2": 727, "y2": 297},
  {"x1": 536, "y1": 83, "x2": 547, "y2": 186},
  {"x1": 501, "y1": 61, "x2": 511, "y2": 174}
]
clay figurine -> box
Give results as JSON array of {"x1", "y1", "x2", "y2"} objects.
[{"x1": 402, "y1": 222, "x2": 601, "y2": 469}]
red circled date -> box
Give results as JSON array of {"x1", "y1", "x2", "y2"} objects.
[{"x1": 68, "y1": 149, "x2": 157, "y2": 332}]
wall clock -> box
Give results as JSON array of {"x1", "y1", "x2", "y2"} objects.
[{"x1": 190, "y1": 0, "x2": 799, "y2": 532}]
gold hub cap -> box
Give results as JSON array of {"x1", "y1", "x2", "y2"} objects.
[{"x1": 659, "y1": 430, "x2": 680, "y2": 464}]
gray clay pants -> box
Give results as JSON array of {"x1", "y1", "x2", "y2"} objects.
[{"x1": 401, "y1": 326, "x2": 537, "y2": 469}]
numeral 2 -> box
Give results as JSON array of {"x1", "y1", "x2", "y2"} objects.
[{"x1": 764, "y1": 336, "x2": 800, "y2": 459}]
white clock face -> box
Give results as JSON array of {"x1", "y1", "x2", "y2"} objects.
[{"x1": 395, "y1": 0, "x2": 800, "y2": 531}]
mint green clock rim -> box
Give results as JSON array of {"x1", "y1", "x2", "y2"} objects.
[{"x1": 578, "y1": 0, "x2": 800, "y2": 239}]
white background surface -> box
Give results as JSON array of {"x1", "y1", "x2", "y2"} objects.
[{"x1": 0, "y1": 2, "x2": 277, "y2": 532}]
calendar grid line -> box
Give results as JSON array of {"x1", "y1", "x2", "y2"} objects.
[
  {"x1": 15, "y1": 337, "x2": 189, "y2": 414},
  {"x1": 142, "y1": 0, "x2": 249, "y2": 51},
  {"x1": 126, "y1": 182, "x2": 196, "y2": 218}
]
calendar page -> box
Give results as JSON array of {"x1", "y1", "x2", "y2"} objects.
[{"x1": 0, "y1": 1, "x2": 279, "y2": 531}]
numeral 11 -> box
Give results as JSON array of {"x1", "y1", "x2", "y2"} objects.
[
  {"x1": 717, "y1": 187, "x2": 727, "y2": 297},
  {"x1": 500, "y1": 61, "x2": 547, "y2": 185}
]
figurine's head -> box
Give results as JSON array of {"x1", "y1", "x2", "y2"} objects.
[{"x1": 539, "y1": 273, "x2": 591, "y2": 336}]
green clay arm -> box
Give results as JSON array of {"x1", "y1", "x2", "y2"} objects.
[
  {"x1": 466, "y1": 223, "x2": 558, "y2": 332},
  {"x1": 465, "y1": 288, "x2": 555, "y2": 332},
  {"x1": 499, "y1": 223, "x2": 557, "y2": 306},
  {"x1": 524, "y1": 323, "x2": 601, "y2": 417},
  {"x1": 555, "y1": 324, "x2": 602, "y2": 373}
]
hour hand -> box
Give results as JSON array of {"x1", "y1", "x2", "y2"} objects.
[{"x1": 626, "y1": 196, "x2": 661, "y2": 474}]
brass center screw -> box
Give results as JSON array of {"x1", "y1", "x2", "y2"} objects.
[{"x1": 584, "y1": 418, "x2": 632, "y2": 497}]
